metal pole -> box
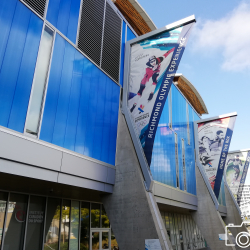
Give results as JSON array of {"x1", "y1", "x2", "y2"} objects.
[
  {"x1": 69, "y1": 200, "x2": 72, "y2": 249},
  {"x1": 41, "y1": 196, "x2": 48, "y2": 250},
  {"x1": 58, "y1": 199, "x2": 63, "y2": 250},
  {"x1": 89, "y1": 203, "x2": 91, "y2": 250},
  {"x1": 78, "y1": 201, "x2": 81, "y2": 250},
  {"x1": 22, "y1": 195, "x2": 31, "y2": 249},
  {"x1": 0, "y1": 192, "x2": 10, "y2": 250}
]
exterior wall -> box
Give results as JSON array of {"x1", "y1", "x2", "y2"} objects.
[
  {"x1": 46, "y1": 0, "x2": 81, "y2": 43},
  {"x1": 1, "y1": 1, "x2": 240, "y2": 250},
  {"x1": 0, "y1": 127, "x2": 115, "y2": 193},
  {"x1": 191, "y1": 165, "x2": 235, "y2": 250},
  {"x1": 119, "y1": 24, "x2": 136, "y2": 87},
  {"x1": 40, "y1": 34, "x2": 120, "y2": 165},
  {"x1": 0, "y1": 0, "x2": 139, "y2": 166},
  {"x1": 193, "y1": 111, "x2": 200, "y2": 122},
  {"x1": 127, "y1": 26, "x2": 137, "y2": 41},
  {"x1": 160, "y1": 210, "x2": 207, "y2": 249},
  {"x1": 102, "y1": 110, "x2": 173, "y2": 250},
  {"x1": 0, "y1": 0, "x2": 43, "y2": 133},
  {"x1": 0, "y1": 188, "x2": 114, "y2": 250},
  {"x1": 151, "y1": 85, "x2": 198, "y2": 195},
  {"x1": 119, "y1": 21, "x2": 126, "y2": 87},
  {"x1": 187, "y1": 104, "x2": 197, "y2": 195}
]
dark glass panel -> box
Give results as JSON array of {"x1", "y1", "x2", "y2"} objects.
[
  {"x1": 69, "y1": 201, "x2": 80, "y2": 250},
  {"x1": 80, "y1": 202, "x2": 90, "y2": 250},
  {"x1": 25, "y1": 196, "x2": 46, "y2": 250},
  {"x1": 101, "y1": 205, "x2": 109, "y2": 228},
  {"x1": 60, "y1": 200, "x2": 71, "y2": 250},
  {"x1": 43, "y1": 198, "x2": 61, "y2": 250},
  {"x1": 3, "y1": 193, "x2": 28, "y2": 250},
  {"x1": 91, "y1": 204, "x2": 100, "y2": 228}
]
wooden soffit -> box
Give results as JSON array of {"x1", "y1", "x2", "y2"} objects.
[
  {"x1": 174, "y1": 75, "x2": 208, "y2": 115},
  {"x1": 113, "y1": 0, "x2": 153, "y2": 35}
]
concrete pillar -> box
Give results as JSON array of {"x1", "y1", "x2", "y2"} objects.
[
  {"x1": 101, "y1": 111, "x2": 172, "y2": 250},
  {"x1": 191, "y1": 165, "x2": 235, "y2": 250},
  {"x1": 223, "y1": 184, "x2": 248, "y2": 238}
]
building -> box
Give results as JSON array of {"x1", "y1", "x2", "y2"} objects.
[{"x1": 0, "y1": 0, "x2": 245, "y2": 249}]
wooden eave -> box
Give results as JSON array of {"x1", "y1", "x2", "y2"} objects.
[{"x1": 113, "y1": 0, "x2": 152, "y2": 35}]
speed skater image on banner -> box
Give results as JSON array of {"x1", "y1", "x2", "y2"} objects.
[
  {"x1": 128, "y1": 21, "x2": 195, "y2": 166},
  {"x1": 197, "y1": 115, "x2": 236, "y2": 198}
]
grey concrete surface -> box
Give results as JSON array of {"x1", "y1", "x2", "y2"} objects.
[
  {"x1": 153, "y1": 181, "x2": 198, "y2": 208},
  {"x1": 102, "y1": 111, "x2": 172, "y2": 250},
  {"x1": 224, "y1": 184, "x2": 248, "y2": 239},
  {"x1": 191, "y1": 165, "x2": 236, "y2": 250},
  {"x1": 0, "y1": 126, "x2": 115, "y2": 192},
  {"x1": 0, "y1": 172, "x2": 103, "y2": 202}
]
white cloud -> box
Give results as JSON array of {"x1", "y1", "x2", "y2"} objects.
[{"x1": 191, "y1": 1, "x2": 250, "y2": 71}]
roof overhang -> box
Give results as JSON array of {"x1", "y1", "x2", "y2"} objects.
[
  {"x1": 174, "y1": 73, "x2": 208, "y2": 115},
  {"x1": 127, "y1": 0, "x2": 157, "y2": 30},
  {"x1": 112, "y1": 0, "x2": 157, "y2": 35}
]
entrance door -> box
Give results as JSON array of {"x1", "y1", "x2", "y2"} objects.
[{"x1": 91, "y1": 229, "x2": 111, "y2": 250}]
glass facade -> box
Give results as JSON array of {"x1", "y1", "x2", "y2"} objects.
[
  {"x1": 80, "y1": 202, "x2": 90, "y2": 250},
  {"x1": 151, "y1": 85, "x2": 199, "y2": 195},
  {"x1": 25, "y1": 196, "x2": 46, "y2": 250},
  {"x1": 0, "y1": 0, "x2": 225, "y2": 248},
  {"x1": 101, "y1": 205, "x2": 110, "y2": 229},
  {"x1": 91, "y1": 203, "x2": 101, "y2": 228},
  {"x1": 0, "y1": 0, "x2": 124, "y2": 166},
  {"x1": 161, "y1": 211, "x2": 206, "y2": 250},
  {"x1": 44, "y1": 198, "x2": 61, "y2": 250},
  {"x1": 0, "y1": 191, "x2": 115, "y2": 250},
  {"x1": 70, "y1": 201, "x2": 80, "y2": 250},
  {"x1": 60, "y1": 200, "x2": 71, "y2": 249}
]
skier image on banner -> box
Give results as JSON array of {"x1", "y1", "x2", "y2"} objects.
[
  {"x1": 227, "y1": 155, "x2": 243, "y2": 183},
  {"x1": 130, "y1": 49, "x2": 174, "y2": 114}
]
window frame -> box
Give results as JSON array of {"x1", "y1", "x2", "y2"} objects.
[
  {"x1": 24, "y1": 24, "x2": 56, "y2": 139},
  {"x1": 175, "y1": 132, "x2": 179, "y2": 189}
]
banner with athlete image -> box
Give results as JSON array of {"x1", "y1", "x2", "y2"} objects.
[
  {"x1": 225, "y1": 150, "x2": 250, "y2": 204},
  {"x1": 128, "y1": 21, "x2": 195, "y2": 166},
  {"x1": 197, "y1": 115, "x2": 237, "y2": 198}
]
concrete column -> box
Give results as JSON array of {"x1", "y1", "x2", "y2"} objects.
[
  {"x1": 191, "y1": 165, "x2": 235, "y2": 250},
  {"x1": 223, "y1": 184, "x2": 248, "y2": 238},
  {"x1": 101, "y1": 111, "x2": 172, "y2": 250}
]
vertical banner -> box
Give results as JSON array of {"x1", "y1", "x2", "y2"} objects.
[
  {"x1": 197, "y1": 115, "x2": 237, "y2": 198},
  {"x1": 225, "y1": 150, "x2": 250, "y2": 204},
  {"x1": 128, "y1": 21, "x2": 195, "y2": 166},
  {"x1": 237, "y1": 151, "x2": 250, "y2": 205}
]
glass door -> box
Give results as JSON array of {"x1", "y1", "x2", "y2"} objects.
[{"x1": 91, "y1": 229, "x2": 111, "y2": 250}]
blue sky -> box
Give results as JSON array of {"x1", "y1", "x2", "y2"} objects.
[{"x1": 138, "y1": 0, "x2": 250, "y2": 151}]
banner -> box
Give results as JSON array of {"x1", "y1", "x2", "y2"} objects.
[
  {"x1": 197, "y1": 115, "x2": 236, "y2": 198},
  {"x1": 225, "y1": 150, "x2": 250, "y2": 204},
  {"x1": 128, "y1": 21, "x2": 195, "y2": 166},
  {"x1": 237, "y1": 151, "x2": 250, "y2": 205}
]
